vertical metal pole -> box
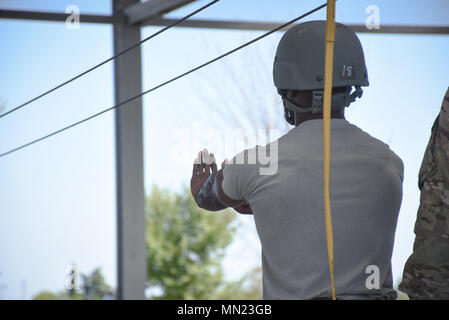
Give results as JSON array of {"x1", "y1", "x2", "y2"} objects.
[{"x1": 113, "y1": 0, "x2": 146, "y2": 300}]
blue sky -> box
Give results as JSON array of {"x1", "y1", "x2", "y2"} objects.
[{"x1": 0, "y1": 0, "x2": 448, "y2": 299}]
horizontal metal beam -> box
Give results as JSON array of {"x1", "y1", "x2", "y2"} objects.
[
  {"x1": 143, "y1": 18, "x2": 449, "y2": 35},
  {"x1": 0, "y1": 9, "x2": 125, "y2": 24},
  {"x1": 124, "y1": 0, "x2": 195, "y2": 25},
  {"x1": 350, "y1": 24, "x2": 449, "y2": 35},
  {"x1": 1, "y1": 9, "x2": 448, "y2": 36}
]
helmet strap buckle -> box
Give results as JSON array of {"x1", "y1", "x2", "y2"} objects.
[
  {"x1": 283, "y1": 106, "x2": 295, "y2": 126},
  {"x1": 311, "y1": 90, "x2": 324, "y2": 113},
  {"x1": 348, "y1": 86, "x2": 363, "y2": 104}
]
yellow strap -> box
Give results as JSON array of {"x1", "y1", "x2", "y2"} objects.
[{"x1": 323, "y1": 0, "x2": 337, "y2": 300}]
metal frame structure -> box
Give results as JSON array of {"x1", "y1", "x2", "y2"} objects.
[
  {"x1": 1, "y1": 0, "x2": 448, "y2": 300},
  {"x1": 112, "y1": 0, "x2": 147, "y2": 301},
  {"x1": 1, "y1": 6, "x2": 449, "y2": 34}
]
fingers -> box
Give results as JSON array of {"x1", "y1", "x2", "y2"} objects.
[
  {"x1": 202, "y1": 149, "x2": 219, "y2": 173},
  {"x1": 202, "y1": 150, "x2": 211, "y2": 177},
  {"x1": 210, "y1": 153, "x2": 217, "y2": 173},
  {"x1": 221, "y1": 158, "x2": 228, "y2": 169},
  {"x1": 193, "y1": 151, "x2": 202, "y2": 175},
  {"x1": 193, "y1": 149, "x2": 218, "y2": 176}
]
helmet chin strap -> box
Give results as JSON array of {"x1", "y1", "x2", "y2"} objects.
[
  {"x1": 282, "y1": 86, "x2": 363, "y2": 124},
  {"x1": 283, "y1": 105, "x2": 296, "y2": 125}
]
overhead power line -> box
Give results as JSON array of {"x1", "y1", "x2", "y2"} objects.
[
  {"x1": 0, "y1": 0, "x2": 221, "y2": 119},
  {"x1": 0, "y1": 2, "x2": 328, "y2": 158}
]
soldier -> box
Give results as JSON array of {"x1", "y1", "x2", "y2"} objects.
[
  {"x1": 190, "y1": 21, "x2": 404, "y2": 299},
  {"x1": 399, "y1": 87, "x2": 449, "y2": 299}
]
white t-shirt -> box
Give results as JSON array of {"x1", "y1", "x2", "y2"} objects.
[{"x1": 222, "y1": 119, "x2": 404, "y2": 300}]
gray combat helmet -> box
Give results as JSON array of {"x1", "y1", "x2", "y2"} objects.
[{"x1": 273, "y1": 20, "x2": 369, "y2": 121}]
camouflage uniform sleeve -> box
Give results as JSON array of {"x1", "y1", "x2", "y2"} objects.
[{"x1": 399, "y1": 87, "x2": 449, "y2": 299}]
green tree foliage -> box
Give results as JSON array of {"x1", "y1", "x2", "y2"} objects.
[
  {"x1": 80, "y1": 267, "x2": 112, "y2": 300},
  {"x1": 33, "y1": 187, "x2": 263, "y2": 300},
  {"x1": 145, "y1": 187, "x2": 262, "y2": 299},
  {"x1": 146, "y1": 186, "x2": 239, "y2": 299},
  {"x1": 32, "y1": 290, "x2": 59, "y2": 300},
  {"x1": 32, "y1": 267, "x2": 112, "y2": 300},
  {"x1": 214, "y1": 266, "x2": 262, "y2": 300}
]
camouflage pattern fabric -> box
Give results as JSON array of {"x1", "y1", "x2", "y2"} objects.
[{"x1": 399, "y1": 87, "x2": 449, "y2": 299}]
